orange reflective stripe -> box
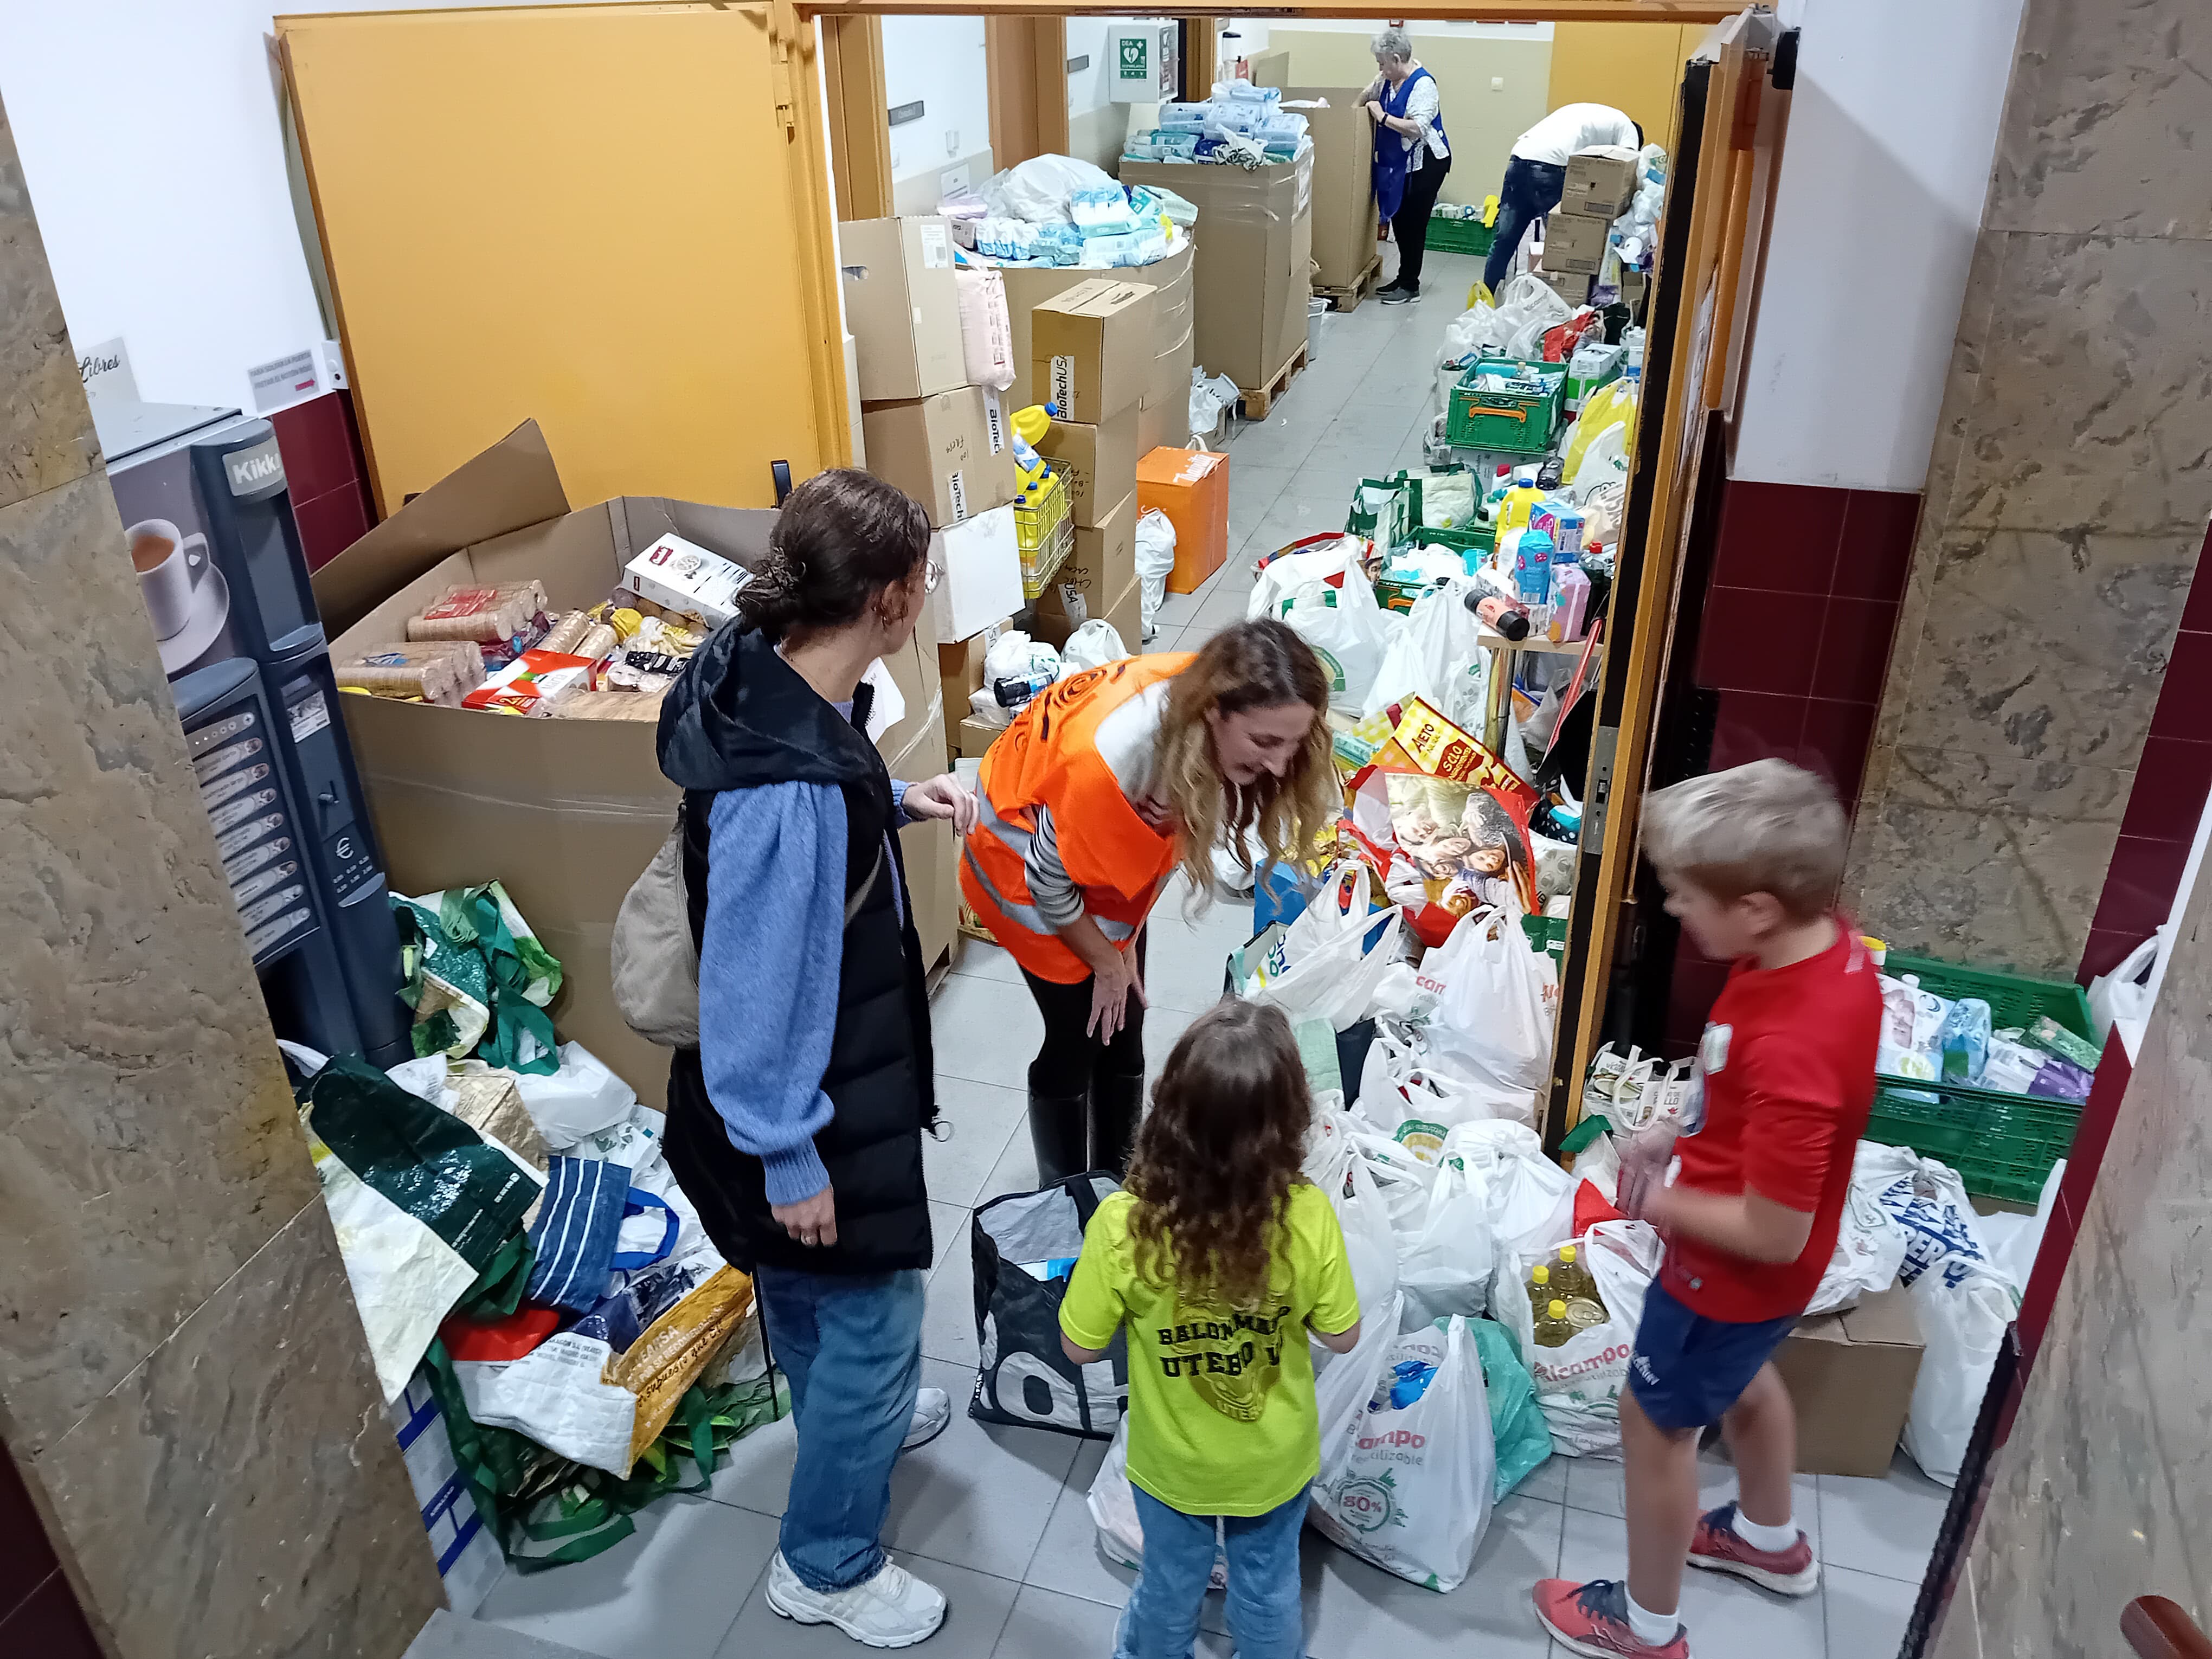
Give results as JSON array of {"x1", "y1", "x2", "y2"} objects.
[{"x1": 961, "y1": 653, "x2": 1191, "y2": 985}]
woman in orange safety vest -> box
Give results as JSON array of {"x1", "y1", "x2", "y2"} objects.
[{"x1": 961, "y1": 619, "x2": 1338, "y2": 1182}]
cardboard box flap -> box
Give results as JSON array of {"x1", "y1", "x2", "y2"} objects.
[
  {"x1": 1838, "y1": 1285, "x2": 1924, "y2": 1348},
  {"x1": 312, "y1": 421, "x2": 571, "y2": 638}
]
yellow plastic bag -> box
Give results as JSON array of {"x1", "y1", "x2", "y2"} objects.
[
  {"x1": 608, "y1": 1264, "x2": 756, "y2": 1469},
  {"x1": 1562, "y1": 380, "x2": 1639, "y2": 485}
]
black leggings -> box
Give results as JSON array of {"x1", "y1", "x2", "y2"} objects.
[
  {"x1": 1390, "y1": 151, "x2": 1453, "y2": 293},
  {"x1": 1021, "y1": 930, "x2": 1147, "y2": 1096}
]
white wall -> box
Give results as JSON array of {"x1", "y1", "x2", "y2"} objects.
[
  {"x1": 882, "y1": 16, "x2": 989, "y2": 188},
  {"x1": 1731, "y1": 0, "x2": 2025, "y2": 491}
]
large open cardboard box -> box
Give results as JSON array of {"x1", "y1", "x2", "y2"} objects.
[
  {"x1": 311, "y1": 421, "x2": 935, "y2": 1104},
  {"x1": 1120, "y1": 156, "x2": 1312, "y2": 391},
  {"x1": 1281, "y1": 88, "x2": 1378, "y2": 293}
]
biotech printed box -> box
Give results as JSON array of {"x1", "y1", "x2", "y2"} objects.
[
  {"x1": 840, "y1": 216, "x2": 966, "y2": 402},
  {"x1": 862, "y1": 387, "x2": 1017, "y2": 529},
  {"x1": 1034, "y1": 403, "x2": 1141, "y2": 529},
  {"x1": 1032, "y1": 279, "x2": 1156, "y2": 425}
]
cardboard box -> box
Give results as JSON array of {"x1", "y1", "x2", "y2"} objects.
[
  {"x1": 1771, "y1": 1285, "x2": 1926, "y2": 1478},
  {"x1": 312, "y1": 421, "x2": 775, "y2": 1105},
  {"x1": 871, "y1": 615, "x2": 942, "y2": 763},
  {"x1": 937, "y1": 619, "x2": 1011, "y2": 708},
  {"x1": 897, "y1": 815, "x2": 956, "y2": 970},
  {"x1": 1141, "y1": 242, "x2": 1198, "y2": 453},
  {"x1": 1032, "y1": 279, "x2": 1156, "y2": 425},
  {"x1": 1032, "y1": 492, "x2": 1135, "y2": 646},
  {"x1": 1036, "y1": 404, "x2": 1141, "y2": 529},
  {"x1": 931, "y1": 503, "x2": 1023, "y2": 642},
  {"x1": 1244, "y1": 49, "x2": 1290, "y2": 90},
  {"x1": 1121, "y1": 155, "x2": 1313, "y2": 391},
  {"x1": 1138, "y1": 447, "x2": 1230, "y2": 594},
  {"x1": 1000, "y1": 245, "x2": 1191, "y2": 413},
  {"x1": 1542, "y1": 211, "x2": 1612, "y2": 277},
  {"x1": 1535, "y1": 268, "x2": 1594, "y2": 308},
  {"x1": 1560, "y1": 151, "x2": 1639, "y2": 220},
  {"x1": 956, "y1": 712, "x2": 1006, "y2": 760},
  {"x1": 861, "y1": 387, "x2": 1017, "y2": 528},
  {"x1": 840, "y1": 217, "x2": 964, "y2": 403},
  {"x1": 1101, "y1": 574, "x2": 1142, "y2": 659},
  {"x1": 1282, "y1": 87, "x2": 1379, "y2": 293}
]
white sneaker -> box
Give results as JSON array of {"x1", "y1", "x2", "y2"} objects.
[
  {"x1": 902, "y1": 1386, "x2": 950, "y2": 1452},
  {"x1": 765, "y1": 1551, "x2": 948, "y2": 1648}
]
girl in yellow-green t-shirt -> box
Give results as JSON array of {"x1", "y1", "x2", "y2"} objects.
[{"x1": 1060, "y1": 1000, "x2": 1363, "y2": 1659}]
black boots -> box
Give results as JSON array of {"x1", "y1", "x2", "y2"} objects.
[
  {"x1": 1089, "y1": 1071, "x2": 1146, "y2": 1181},
  {"x1": 1026, "y1": 1068, "x2": 1147, "y2": 1186}
]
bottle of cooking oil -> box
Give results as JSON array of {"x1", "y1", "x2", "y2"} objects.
[
  {"x1": 1527, "y1": 1262, "x2": 1553, "y2": 1316},
  {"x1": 1555, "y1": 1244, "x2": 1603, "y2": 1315},
  {"x1": 1534, "y1": 1298, "x2": 1575, "y2": 1349}
]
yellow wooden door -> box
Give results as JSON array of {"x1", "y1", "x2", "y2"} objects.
[{"x1": 279, "y1": 3, "x2": 844, "y2": 516}]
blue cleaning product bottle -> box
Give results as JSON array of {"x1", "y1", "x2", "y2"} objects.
[{"x1": 1515, "y1": 530, "x2": 1555, "y2": 604}]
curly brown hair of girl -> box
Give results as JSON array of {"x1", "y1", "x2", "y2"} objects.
[
  {"x1": 1124, "y1": 1000, "x2": 1316, "y2": 1313},
  {"x1": 1156, "y1": 619, "x2": 1339, "y2": 909}
]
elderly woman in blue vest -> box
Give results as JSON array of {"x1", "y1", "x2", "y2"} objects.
[{"x1": 1363, "y1": 25, "x2": 1451, "y2": 304}]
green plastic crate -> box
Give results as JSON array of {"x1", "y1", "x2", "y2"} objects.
[
  {"x1": 1444, "y1": 356, "x2": 1564, "y2": 454},
  {"x1": 1426, "y1": 213, "x2": 1495, "y2": 256},
  {"x1": 1863, "y1": 952, "x2": 2098, "y2": 1205},
  {"x1": 1415, "y1": 521, "x2": 1494, "y2": 557}
]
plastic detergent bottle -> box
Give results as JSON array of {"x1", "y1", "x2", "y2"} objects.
[
  {"x1": 1497, "y1": 470, "x2": 1546, "y2": 537},
  {"x1": 1534, "y1": 1300, "x2": 1575, "y2": 1349},
  {"x1": 1009, "y1": 402, "x2": 1056, "y2": 489}
]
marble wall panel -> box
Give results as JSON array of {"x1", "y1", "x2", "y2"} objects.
[
  {"x1": 35, "y1": 1204, "x2": 442, "y2": 1659},
  {"x1": 1945, "y1": 236, "x2": 2212, "y2": 539},
  {"x1": 0, "y1": 466, "x2": 322, "y2": 1452},
  {"x1": 1984, "y1": 1, "x2": 2212, "y2": 242},
  {"x1": 0, "y1": 91, "x2": 98, "y2": 511}
]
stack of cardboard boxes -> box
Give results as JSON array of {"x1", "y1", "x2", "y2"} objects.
[
  {"x1": 1031, "y1": 280, "x2": 1150, "y2": 657},
  {"x1": 1536, "y1": 151, "x2": 1638, "y2": 307}
]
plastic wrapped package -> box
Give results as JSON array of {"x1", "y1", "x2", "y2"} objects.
[
  {"x1": 1134, "y1": 509, "x2": 1176, "y2": 641},
  {"x1": 336, "y1": 641, "x2": 486, "y2": 706},
  {"x1": 953, "y1": 265, "x2": 1018, "y2": 390},
  {"x1": 408, "y1": 581, "x2": 551, "y2": 646},
  {"x1": 980, "y1": 153, "x2": 1117, "y2": 224},
  {"x1": 1057, "y1": 619, "x2": 1127, "y2": 674}
]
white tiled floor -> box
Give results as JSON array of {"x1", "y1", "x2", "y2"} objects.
[{"x1": 473, "y1": 253, "x2": 1944, "y2": 1658}]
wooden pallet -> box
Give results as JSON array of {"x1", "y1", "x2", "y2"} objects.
[
  {"x1": 1314, "y1": 254, "x2": 1384, "y2": 314},
  {"x1": 1236, "y1": 342, "x2": 1310, "y2": 422}
]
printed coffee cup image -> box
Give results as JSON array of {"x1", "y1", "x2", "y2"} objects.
[{"x1": 127, "y1": 517, "x2": 209, "y2": 641}]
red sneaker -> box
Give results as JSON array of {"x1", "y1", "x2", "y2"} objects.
[
  {"x1": 1687, "y1": 1502, "x2": 1819, "y2": 1596},
  {"x1": 1532, "y1": 1578, "x2": 1690, "y2": 1659}
]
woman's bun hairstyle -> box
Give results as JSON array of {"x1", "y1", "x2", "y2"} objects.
[{"x1": 737, "y1": 467, "x2": 931, "y2": 642}]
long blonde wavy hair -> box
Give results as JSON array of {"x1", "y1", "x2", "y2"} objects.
[{"x1": 1158, "y1": 620, "x2": 1339, "y2": 906}]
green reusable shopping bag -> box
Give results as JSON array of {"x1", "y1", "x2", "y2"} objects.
[
  {"x1": 1470, "y1": 1315, "x2": 1555, "y2": 1501},
  {"x1": 393, "y1": 880, "x2": 563, "y2": 1074}
]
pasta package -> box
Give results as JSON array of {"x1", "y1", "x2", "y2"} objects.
[{"x1": 333, "y1": 641, "x2": 486, "y2": 706}]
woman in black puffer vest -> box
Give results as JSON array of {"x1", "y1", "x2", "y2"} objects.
[{"x1": 659, "y1": 470, "x2": 976, "y2": 1648}]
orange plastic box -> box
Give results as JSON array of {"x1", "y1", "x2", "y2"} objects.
[{"x1": 1137, "y1": 447, "x2": 1230, "y2": 595}]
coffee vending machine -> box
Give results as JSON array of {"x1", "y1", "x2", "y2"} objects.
[{"x1": 105, "y1": 404, "x2": 411, "y2": 1066}]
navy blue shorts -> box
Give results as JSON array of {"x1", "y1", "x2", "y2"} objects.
[{"x1": 1626, "y1": 1283, "x2": 1798, "y2": 1432}]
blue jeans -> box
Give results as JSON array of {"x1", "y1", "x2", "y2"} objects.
[
  {"x1": 1113, "y1": 1483, "x2": 1310, "y2": 1659},
  {"x1": 757, "y1": 1264, "x2": 925, "y2": 1592},
  {"x1": 1483, "y1": 156, "x2": 1568, "y2": 294}
]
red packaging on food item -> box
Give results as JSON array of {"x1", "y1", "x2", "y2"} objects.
[{"x1": 461, "y1": 649, "x2": 598, "y2": 716}]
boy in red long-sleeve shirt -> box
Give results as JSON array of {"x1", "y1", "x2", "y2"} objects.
[{"x1": 1534, "y1": 761, "x2": 1881, "y2": 1659}]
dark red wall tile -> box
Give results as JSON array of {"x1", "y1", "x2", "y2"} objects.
[
  {"x1": 2077, "y1": 927, "x2": 2148, "y2": 985},
  {"x1": 1708, "y1": 689, "x2": 1807, "y2": 772},
  {"x1": 2088, "y1": 835, "x2": 2195, "y2": 940},
  {"x1": 1834, "y1": 488, "x2": 1922, "y2": 601},
  {"x1": 1694, "y1": 588, "x2": 1828, "y2": 695},
  {"x1": 2117, "y1": 736, "x2": 2212, "y2": 844},
  {"x1": 268, "y1": 393, "x2": 359, "y2": 505},
  {"x1": 1711, "y1": 480, "x2": 1848, "y2": 594},
  {"x1": 293, "y1": 484, "x2": 373, "y2": 574},
  {"x1": 0, "y1": 1450, "x2": 57, "y2": 1623},
  {"x1": 1811, "y1": 597, "x2": 1900, "y2": 703},
  {"x1": 0, "y1": 1574, "x2": 102, "y2": 1659},
  {"x1": 2181, "y1": 523, "x2": 2212, "y2": 633},
  {"x1": 2150, "y1": 629, "x2": 2212, "y2": 737},
  {"x1": 1798, "y1": 698, "x2": 1879, "y2": 810}
]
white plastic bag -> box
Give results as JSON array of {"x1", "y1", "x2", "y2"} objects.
[
  {"x1": 1311, "y1": 1310, "x2": 1494, "y2": 1591},
  {"x1": 515, "y1": 1041, "x2": 639, "y2": 1150},
  {"x1": 1457, "y1": 1121, "x2": 1577, "y2": 1264},
  {"x1": 448, "y1": 1328, "x2": 640, "y2": 1476},
  {"x1": 1279, "y1": 573, "x2": 1395, "y2": 715},
  {"x1": 1423, "y1": 909, "x2": 1553, "y2": 1093},
  {"x1": 1362, "y1": 579, "x2": 1488, "y2": 730},
  {"x1": 1189, "y1": 368, "x2": 1241, "y2": 444},
  {"x1": 1359, "y1": 1023, "x2": 1538, "y2": 1153},
  {"x1": 981, "y1": 153, "x2": 1116, "y2": 223},
  {"x1": 1396, "y1": 1148, "x2": 1498, "y2": 1329},
  {"x1": 1503, "y1": 1218, "x2": 1661, "y2": 1456},
  {"x1": 1135, "y1": 510, "x2": 1177, "y2": 642},
  {"x1": 1059, "y1": 619, "x2": 1128, "y2": 674},
  {"x1": 1089, "y1": 1417, "x2": 1230, "y2": 1588},
  {"x1": 1248, "y1": 539, "x2": 1361, "y2": 620},
  {"x1": 1804, "y1": 1171, "x2": 1909, "y2": 1317},
  {"x1": 1490, "y1": 272, "x2": 1573, "y2": 360},
  {"x1": 2087, "y1": 929, "x2": 2163, "y2": 1042},
  {"x1": 1304, "y1": 1106, "x2": 1401, "y2": 1314},
  {"x1": 1245, "y1": 866, "x2": 1405, "y2": 1033}
]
